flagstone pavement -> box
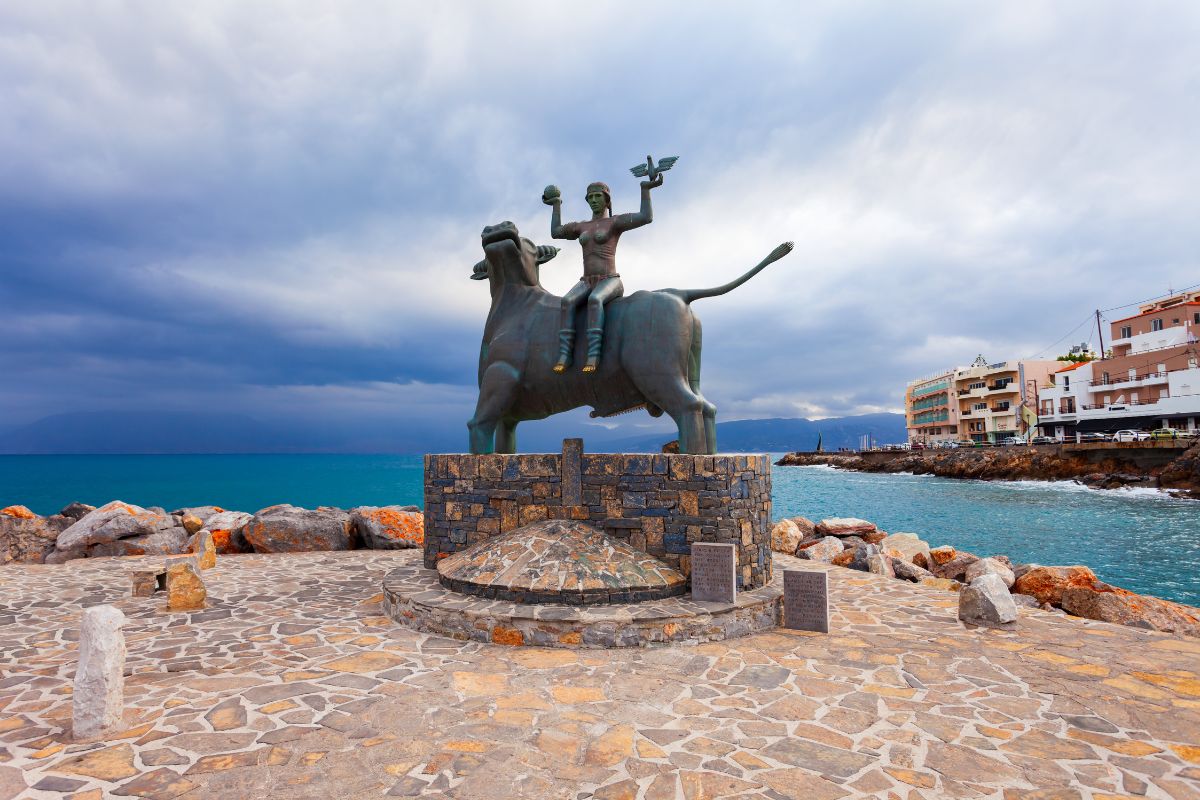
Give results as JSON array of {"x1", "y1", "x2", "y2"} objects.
[{"x1": 1, "y1": 551, "x2": 1199, "y2": 799}]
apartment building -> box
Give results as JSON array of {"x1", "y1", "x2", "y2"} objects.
[
  {"x1": 905, "y1": 369, "x2": 959, "y2": 446},
  {"x1": 1038, "y1": 290, "x2": 1200, "y2": 438},
  {"x1": 953, "y1": 356, "x2": 1059, "y2": 443},
  {"x1": 906, "y1": 357, "x2": 1058, "y2": 445}
]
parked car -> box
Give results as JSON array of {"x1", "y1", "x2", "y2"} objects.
[
  {"x1": 1113, "y1": 429, "x2": 1151, "y2": 442},
  {"x1": 911, "y1": 441, "x2": 926, "y2": 450},
  {"x1": 937, "y1": 440, "x2": 960, "y2": 449},
  {"x1": 1079, "y1": 432, "x2": 1110, "y2": 442},
  {"x1": 955, "y1": 440, "x2": 976, "y2": 448},
  {"x1": 1149, "y1": 428, "x2": 1180, "y2": 440},
  {"x1": 1030, "y1": 436, "x2": 1055, "y2": 445},
  {"x1": 1000, "y1": 436, "x2": 1024, "y2": 446}
]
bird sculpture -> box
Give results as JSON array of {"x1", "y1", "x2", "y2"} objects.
[{"x1": 629, "y1": 155, "x2": 679, "y2": 182}]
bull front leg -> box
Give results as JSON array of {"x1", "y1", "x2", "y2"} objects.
[{"x1": 468, "y1": 362, "x2": 520, "y2": 454}]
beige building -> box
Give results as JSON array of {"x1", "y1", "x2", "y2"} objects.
[{"x1": 952, "y1": 356, "x2": 1058, "y2": 443}]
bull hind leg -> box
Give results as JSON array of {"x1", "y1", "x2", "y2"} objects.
[
  {"x1": 640, "y1": 378, "x2": 709, "y2": 455},
  {"x1": 468, "y1": 363, "x2": 520, "y2": 454},
  {"x1": 495, "y1": 419, "x2": 518, "y2": 454}
]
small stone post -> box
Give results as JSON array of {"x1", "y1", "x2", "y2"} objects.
[
  {"x1": 73, "y1": 605, "x2": 126, "y2": 739},
  {"x1": 166, "y1": 558, "x2": 207, "y2": 611}
]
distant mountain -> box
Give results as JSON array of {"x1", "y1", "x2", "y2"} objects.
[
  {"x1": 598, "y1": 413, "x2": 906, "y2": 453},
  {"x1": 0, "y1": 411, "x2": 310, "y2": 454}
]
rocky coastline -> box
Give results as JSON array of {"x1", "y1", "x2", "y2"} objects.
[
  {"x1": 0, "y1": 501, "x2": 424, "y2": 566},
  {"x1": 771, "y1": 515, "x2": 1200, "y2": 637},
  {"x1": 776, "y1": 439, "x2": 1200, "y2": 497},
  {"x1": 6, "y1": 499, "x2": 1197, "y2": 638}
]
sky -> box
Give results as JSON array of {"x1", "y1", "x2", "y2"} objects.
[{"x1": 2, "y1": 1, "x2": 1198, "y2": 451}]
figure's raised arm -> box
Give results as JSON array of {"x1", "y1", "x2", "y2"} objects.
[
  {"x1": 543, "y1": 184, "x2": 578, "y2": 240},
  {"x1": 619, "y1": 174, "x2": 663, "y2": 231}
]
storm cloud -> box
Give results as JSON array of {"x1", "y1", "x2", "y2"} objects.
[{"x1": 2, "y1": 1, "x2": 1197, "y2": 449}]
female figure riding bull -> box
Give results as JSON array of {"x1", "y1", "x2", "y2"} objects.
[{"x1": 541, "y1": 171, "x2": 664, "y2": 373}]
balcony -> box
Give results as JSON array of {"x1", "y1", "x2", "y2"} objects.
[
  {"x1": 990, "y1": 404, "x2": 1011, "y2": 413},
  {"x1": 987, "y1": 382, "x2": 1016, "y2": 392},
  {"x1": 1086, "y1": 371, "x2": 1169, "y2": 390}
]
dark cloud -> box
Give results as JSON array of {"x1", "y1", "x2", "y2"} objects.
[{"x1": 2, "y1": 2, "x2": 1198, "y2": 448}]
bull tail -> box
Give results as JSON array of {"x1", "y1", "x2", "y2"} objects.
[{"x1": 664, "y1": 241, "x2": 794, "y2": 304}]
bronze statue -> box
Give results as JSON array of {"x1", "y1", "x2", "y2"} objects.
[
  {"x1": 541, "y1": 154, "x2": 678, "y2": 373},
  {"x1": 467, "y1": 161, "x2": 793, "y2": 455}
]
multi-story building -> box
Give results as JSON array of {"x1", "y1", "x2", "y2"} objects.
[
  {"x1": 952, "y1": 356, "x2": 1059, "y2": 443},
  {"x1": 905, "y1": 369, "x2": 959, "y2": 446},
  {"x1": 906, "y1": 357, "x2": 1059, "y2": 445},
  {"x1": 1038, "y1": 290, "x2": 1200, "y2": 439}
]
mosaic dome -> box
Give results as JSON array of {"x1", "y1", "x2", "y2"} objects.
[{"x1": 436, "y1": 519, "x2": 686, "y2": 605}]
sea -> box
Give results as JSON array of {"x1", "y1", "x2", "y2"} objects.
[{"x1": 2, "y1": 455, "x2": 1198, "y2": 606}]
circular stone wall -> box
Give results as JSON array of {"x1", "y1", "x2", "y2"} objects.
[{"x1": 383, "y1": 561, "x2": 782, "y2": 648}]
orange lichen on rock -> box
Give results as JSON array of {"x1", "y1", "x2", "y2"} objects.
[
  {"x1": 929, "y1": 546, "x2": 956, "y2": 566},
  {"x1": 362, "y1": 507, "x2": 424, "y2": 546},
  {"x1": 1, "y1": 505, "x2": 37, "y2": 519},
  {"x1": 1013, "y1": 565, "x2": 1099, "y2": 607},
  {"x1": 491, "y1": 625, "x2": 524, "y2": 646}
]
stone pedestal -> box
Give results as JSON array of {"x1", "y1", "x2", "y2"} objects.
[{"x1": 424, "y1": 440, "x2": 773, "y2": 589}]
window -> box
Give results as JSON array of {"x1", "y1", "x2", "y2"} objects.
[
  {"x1": 1194, "y1": 312, "x2": 1199, "y2": 325},
  {"x1": 1063, "y1": 376, "x2": 1070, "y2": 390},
  {"x1": 1174, "y1": 318, "x2": 1181, "y2": 325},
  {"x1": 1102, "y1": 372, "x2": 1110, "y2": 384},
  {"x1": 1158, "y1": 363, "x2": 1167, "y2": 375},
  {"x1": 1104, "y1": 395, "x2": 1111, "y2": 404},
  {"x1": 1152, "y1": 319, "x2": 1164, "y2": 332},
  {"x1": 1128, "y1": 368, "x2": 1137, "y2": 380},
  {"x1": 973, "y1": 403, "x2": 986, "y2": 411},
  {"x1": 1120, "y1": 325, "x2": 1132, "y2": 339}
]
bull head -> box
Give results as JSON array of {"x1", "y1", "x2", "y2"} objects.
[{"x1": 471, "y1": 221, "x2": 558, "y2": 287}]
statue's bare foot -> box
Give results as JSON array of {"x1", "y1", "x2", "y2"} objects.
[
  {"x1": 582, "y1": 360, "x2": 598, "y2": 373},
  {"x1": 553, "y1": 362, "x2": 567, "y2": 373}
]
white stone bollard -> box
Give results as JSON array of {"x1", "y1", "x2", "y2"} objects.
[{"x1": 73, "y1": 605, "x2": 127, "y2": 739}]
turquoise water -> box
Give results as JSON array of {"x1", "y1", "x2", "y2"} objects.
[{"x1": 2, "y1": 455, "x2": 1197, "y2": 605}]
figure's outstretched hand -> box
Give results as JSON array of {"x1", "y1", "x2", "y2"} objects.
[
  {"x1": 641, "y1": 174, "x2": 664, "y2": 190},
  {"x1": 542, "y1": 184, "x2": 561, "y2": 205}
]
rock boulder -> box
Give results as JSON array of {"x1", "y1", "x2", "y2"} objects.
[
  {"x1": 243, "y1": 505, "x2": 356, "y2": 553},
  {"x1": 796, "y1": 536, "x2": 843, "y2": 563},
  {"x1": 202, "y1": 511, "x2": 253, "y2": 554},
  {"x1": 815, "y1": 518, "x2": 877, "y2": 537},
  {"x1": 892, "y1": 558, "x2": 933, "y2": 582},
  {"x1": 1, "y1": 506, "x2": 70, "y2": 564},
  {"x1": 789, "y1": 516, "x2": 816, "y2": 539},
  {"x1": 350, "y1": 506, "x2": 423, "y2": 550},
  {"x1": 964, "y1": 557, "x2": 1015, "y2": 588},
  {"x1": 59, "y1": 502, "x2": 96, "y2": 521},
  {"x1": 73, "y1": 605, "x2": 126, "y2": 739},
  {"x1": 770, "y1": 518, "x2": 804, "y2": 555},
  {"x1": 931, "y1": 552, "x2": 980, "y2": 582},
  {"x1": 57, "y1": 501, "x2": 169, "y2": 551},
  {"x1": 1012, "y1": 565, "x2": 1099, "y2": 607},
  {"x1": 959, "y1": 573, "x2": 1018, "y2": 626},
  {"x1": 87, "y1": 528, "x2": 189, "y2": 558},
  {"x1": 879, "y1": 532, "x2": 931, "y2": 565},
  {"x1": 1060, "y1": 584, "x2": 1200, "y2": 637}
]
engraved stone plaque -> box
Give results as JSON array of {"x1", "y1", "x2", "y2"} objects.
[
  {"x1": 783, "y1": 569, "x2": 829, "y2": 633},
  {"x1": 690, "y1": 542, "x2": 737, "y2": 603}
]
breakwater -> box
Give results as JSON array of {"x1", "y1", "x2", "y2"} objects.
[{"x1": 777, "y1": 440, "x2": 1200, "y2": 497}]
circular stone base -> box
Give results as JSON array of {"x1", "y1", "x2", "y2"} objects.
[
  {"x1": 436, "y1": 519, "x2": 686, "y2": 605},
  {"x1": 382, "y1": 562, "x2": 782, "y2": 648}
]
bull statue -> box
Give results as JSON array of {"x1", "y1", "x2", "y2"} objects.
[{"x1": 468, "y1": 220, "x2": 793, "y2": 455}]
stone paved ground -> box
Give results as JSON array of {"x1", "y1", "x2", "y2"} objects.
[{"x1": 1, "y1": 552, "x2": 1199, "y2": 800}]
